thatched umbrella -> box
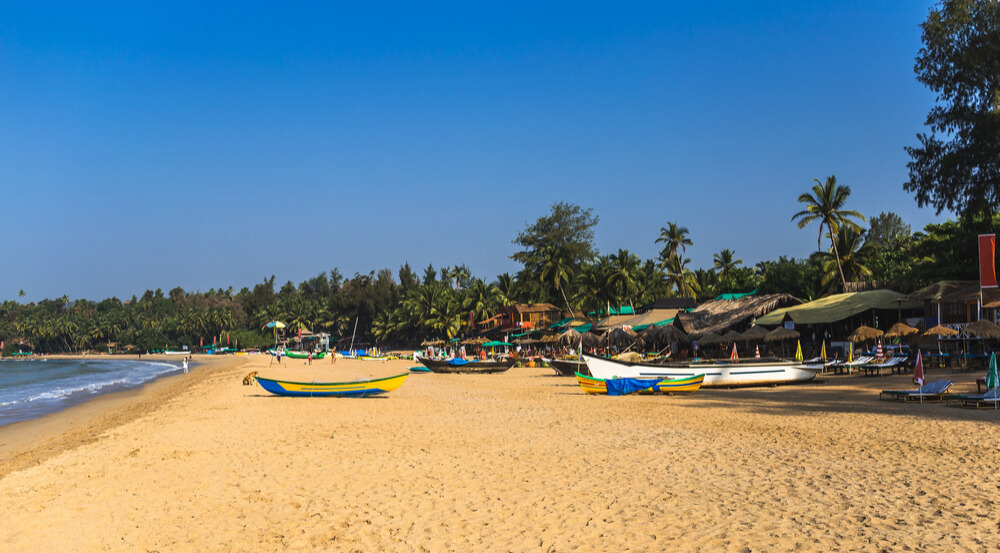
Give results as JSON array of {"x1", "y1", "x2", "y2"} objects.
[
  {"x1": 580, "y1": 331, "x2": 601, "y2": 349},
  {"x1": 884, "y1": 322, "x2": 919, "y2": 338},
  {"x1": 660, "y1": 325, "x2": 691, "y2": 345},
  {"x1": 606, "y1": 327, "x2": 638, "y2": 347},
  {"x1": 764, "y1": 327, "x2": 800, "y2": 342},
  {"x1": 740, "y1": 326, "x2": 770, "y2": 343},
  {"x1": 539, "y1": 334, "x2": 560, "y2": 343},
  {"x1": 420, "y1": 339, "x2": 444, "y2": 347},
  {"x1": 924, "y1": 324, "x2": 958, "y2": 337},
  {"x1": 764, "y1": 326, "x2": 800, "y2": 357},
  {"x1": 559, "y1": 328, "x2": 583, "y2": 344},
  {"x1": 962, "y1": 319, "x2": 1000, "y2": 339},
  {"x1": 695, "y1": 332, "x2": 724, "y2": 346},
  {"x1": 461, "y1": 336, "x2": 489, "y2": 345},
  {"x1": 847, "y1": 325, "x2": 883, "y2": 343},
  {"x1": 721, "y1": 330, "x2": 743, "y2": 343}
]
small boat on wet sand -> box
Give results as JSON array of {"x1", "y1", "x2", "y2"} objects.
[
  {"x1": 416, "y1": 357, "x2": 516, "y2": 374},
  {"x1": 583, "y1": 354, "x2": 822, "y2": 388},
  {"x1": 256, "y1": 373, "x2": 408, "y2": 397},
  {"x1": 576, "y1": 372, "x2": 705, "y2": 395}
]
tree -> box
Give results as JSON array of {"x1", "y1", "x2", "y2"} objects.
[
  {"x1": 866, "y1": 212, "x2": 912, "y2": 248},
  {"x1": 814, "y1": 227, "x2": 873, "y2": 290},
  {"x1": 905, "y1": 0, "x2": 1000, "y2": 218},
  {"x1": 791, "y1": 175, "x2": 866, "y2": 291},
  {"x1": 511, "y1": 203, "x2": 598, "y2": 306},
  {"x1": 538, "y1": 245, "x2": 575, "y2": 315},
  {"x1": 712, "y1": 249, "x2": 743, "y2": 279},
  {"x1": 663, "y1": 255, "x2": 700, "y2": 299},
  {"x1": 655, "y1": 222, "x2": 693, "y2": 268},
  {"x1": 607, "y1": 249, "x2": 641, "y2": 310}
]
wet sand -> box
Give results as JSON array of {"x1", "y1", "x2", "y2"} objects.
[{"x1": 1, "y1": 355, "x2": 997, "y2": 552}]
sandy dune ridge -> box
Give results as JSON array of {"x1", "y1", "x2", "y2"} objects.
[{"x1": 1, "y1": 354, "x2": 998, "y2": 552}]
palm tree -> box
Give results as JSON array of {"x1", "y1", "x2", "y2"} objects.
[
  {"x1": 573, "y1": 257, "x2": 614, "y2": 316},
  {"x1": 712, "y1": 249, "x2": 743, "y2": 279},
  {"x1": 607, "y1": 249, "x2": 641, "y2": 311},
  {"x1": 655, "y1": 222, "x2": 693, "y2": 268},
  {"x1": 493, "y1": 273, "x2": 520, "y2": 308},
  {"x1": 664, "y1": 256, "x2": 700, "y2": 299},
  {"x1": 791, "y1": 175, "x2": 865, "y2": 291},
  {"x1": 815, "y1": 227, "x2": 873, "y2": 290},
  {"x1": 539, "y1": 245, "x2": 575, "y2": 315}
]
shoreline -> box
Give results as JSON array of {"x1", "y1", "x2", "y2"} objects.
[{"x1": 0, "y1": 354, "x2": 247, "y2": 479}]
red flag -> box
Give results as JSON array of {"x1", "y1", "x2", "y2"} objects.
[
  {"x1": 200, "y1": 336, "x2": 203, "y2": 347},
  {"x1": 227, "y1": 333, "x2": 230, "y2": 345},
  {"x1": 730, "y1": 343, "x2": 739, "y2": 362},
  {"x1": 913, "y1": 349, "x2": 924, "y2": 386},
  {"x1": 298, "y1": 327, "x2": 302, "y2": 340},
  {"x1": 981, "y1": 234, "x2": 997, "y2": 288}
]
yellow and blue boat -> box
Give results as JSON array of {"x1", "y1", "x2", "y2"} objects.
[
  {"x1": 256, "y1": 373, "x2": 408, "y2": 397},
  {"x1": 575, "y1": 372, "x2": 704, "y2": 396}
]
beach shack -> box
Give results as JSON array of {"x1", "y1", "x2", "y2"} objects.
[
  {"x1": 906, "y1": 280, "x2": 1000, "y2": 326},
  {"x1": 503, "y1": 303, "x2": 563, "y2": 331}
]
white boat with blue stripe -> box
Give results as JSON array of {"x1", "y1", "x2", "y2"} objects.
[{"x1": 582, "y1": 354, "x2": 823, "y2": 388}]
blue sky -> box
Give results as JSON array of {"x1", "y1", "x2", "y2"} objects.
[{"x1": 1, "y1": 1, "x2": 946, "y2": 302}]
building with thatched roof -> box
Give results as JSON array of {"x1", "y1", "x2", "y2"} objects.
[
  {"x1": 676, "y1": 293, "x2": 801, "y2": 337},
  {"x1": 906, "y1": 280, "x2": 1000, "y2": 325},
  {"x1": 502, "y1": 303, "x2": 563, "y2": 331},
  {"x1": 595, "y1": 308, "x2": 683, "y2": 331}
]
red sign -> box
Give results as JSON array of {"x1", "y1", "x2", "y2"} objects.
[{"x1": 980, "y1": 234, "x2": 997, "y2": 288}]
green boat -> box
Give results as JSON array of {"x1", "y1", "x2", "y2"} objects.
[{"x1": 284, "y1": 351, "x2": 326, "y2": 359}]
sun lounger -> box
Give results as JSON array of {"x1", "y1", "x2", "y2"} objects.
[
  {"x1": 956, "y1": 387, "x2": 1000, "y2": 409},
  {"x1": 835, "y1": 355, "x2": 874, "y2": 375},
  {"x1": 879, "y1": 380, "x2": 954, "y2": 402},
  {"x1": 863, "y1": 356, "x2": 907, "y2": 377}
]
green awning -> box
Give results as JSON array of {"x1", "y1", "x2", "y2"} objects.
[
  {"x1": 549, "y1": 317, "x2": 576, "y2": 328},
  {"x1": 574, "y1": 323, "x2": 593, "y2": 333},
  {"x1": 715, "y1": 289, "x2": 758, "y2": 301},
  {"x1": 633, "y1": 317, "x2": 676, "y2": 332},
  {"x1": 510, "y1": 331, "x2": 530, "y2": 337}
]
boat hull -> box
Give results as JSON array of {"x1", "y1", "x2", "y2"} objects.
[
  {"x1": 284, "y1": 351, "x2": 326, "y2": 359},
  {"x1": 256, "y1": 373, "x2": 408, "y2": 397},
  {"x1": 546, "y1": 358, "x2": 588, "y2": 376},
  {"x1": 583, "y1": 354, "x2": 822, "y2": 388},
  {"x1": 417, "y1": 357, "x2": 516, "y2": 374},
  {"x1": 575, "y1": 372, "x2": 704, "y2": 395}
]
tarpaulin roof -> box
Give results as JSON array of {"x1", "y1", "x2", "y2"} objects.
[{"x1": 754, "y1": 289, "x2": 921, "y2": 326}]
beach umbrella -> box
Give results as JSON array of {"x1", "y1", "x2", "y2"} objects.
[
  {"x1": 794, "y1": 340, "x2": 803, "y2": 362},
  {"x1": 821, "y1": 340, "x2": 827, "y2": 363},
  {"x1": 755, "y1": 345, "x2": 760, "y2": 358},
  {"x1": 913, "y1": 350, "x2": 925, "y2": 404},
  {"x1": 876, "y1": 340, "x2": 884, "y2": 363},
  {"x1": 740, "y1": 326, "x2": 769, "y2": 343},
  {"x1": 923, "y1": 325, "x2": 959, "y2": 337},
  {"x1": 721, "y1": 330, "x2": 743, "y2": 342},
  {"x1": 987, "y1": 352, "x2": 999, "y2": 390},
  {"x1": 884, "y1": 322, "x2": 920, "y2": 338},
  {"x1": 730, "y1": 343, "x2": 739, "y2": 362},
  {"x1": 559, "y1": 328, "x2": 582, "y2": 344},
  {"x1": 847, "y1": 325, "x2": 884, "y2": 343},
  {"x1": 962, "y1": 319, "x2": 1000, "y2": 339},
  {"x1": 848, "y1": 342, "x2": 853, "y2": 363},
  {"x1": 265, "y1": 321, "x2": 287, "y2": 348},
  {"x1": 764, "y1": 327, "x2": 799, "y2": 343},
  {"x1": 696, "y1": 332, "x2": 724, "y2": 346}
]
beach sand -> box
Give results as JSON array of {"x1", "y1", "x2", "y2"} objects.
[{"x1": 1, "y1": 355, "x2": 998, "y2": 552}]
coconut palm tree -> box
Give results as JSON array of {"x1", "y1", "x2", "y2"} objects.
[
  {"x1": 815, "y1": 227, "x2": 874, "y2": 290},
  {"x1": 607, "y1": 249, "x2": 641, "y2": 311},
  {"x1": 791, "y1": 175, "x2": 865, "y2": 291},
  {"x1": 539, "y1": 245, "x2": 576, "y2": 315},
  {"x1": 655, "y1": 222, "x2": 693, "y2": 268},
  {"x1": 573, "y1": 257, "x2": 614, "y2": 316},
  {"x1": 713, "y1": 249, "x2": 744, "y2": 279},
  {"x1": 493, "y1": 273, "x2": 521, "y2": 307},
  {"x1": 664, "y1": 255, "x2": 700, "y2": 299}
]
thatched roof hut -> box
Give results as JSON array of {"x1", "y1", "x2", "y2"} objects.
[
  {"x1": 677, "y1": 293, "x2": 802, "y2": 336},
  {"x1": 559, "y1": 328, "x2": 582, "y2": 344}
]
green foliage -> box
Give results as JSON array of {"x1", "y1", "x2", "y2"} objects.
[
  {"x1": 511, "y1": 202, "x2": 599, "y2": 306},
  {"x1": 905, "y1": 0, "x2": 1000, "y2": 218}
]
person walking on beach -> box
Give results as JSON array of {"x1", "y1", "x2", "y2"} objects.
[
  {"x1": 182, "y1": 359, "x2": 189, "y2": 373},
  {"x1": 308, "y1": 352, "x2": 312, "y2": 365}
]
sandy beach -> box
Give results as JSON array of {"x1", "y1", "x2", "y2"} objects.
[{"x1": 1, "y1": 355, "x2": 998, "y2": 552}]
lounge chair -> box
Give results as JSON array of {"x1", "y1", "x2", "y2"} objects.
[
  {"x1": 879, "y1": 380, "x2": 954, "y2": 402},
  {"x1": 863, "y1": 356, "x2": 908, "y2": 377},
  {"x1": 956, "y1": 387, "x2": 1000, "y2": 409},
  {"x1": 835, "y1": 355, "x2": 874, "y2": 375}
]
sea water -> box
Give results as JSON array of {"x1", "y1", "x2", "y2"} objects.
[{"x1": 0, "y1": 358, "x2": 186, "y2": 427}]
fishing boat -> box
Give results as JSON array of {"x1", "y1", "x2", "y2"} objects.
[
  {"x1": 576, "y1": 372, "x2": 705, "y2": 395},
  {"x1": 543, "y1": 358, "x2": 588, "y2": 376},
  {"x1": 284, "y1": 351, "x2": 326, "y2": 359},
  {"x1": 582, "y1": 354, "x2": 822, "y2": 388},
  {"x1": 416, "y1": 357, "x2": 516, "y2": 374},
  {"x1": 255, "y1": 373, "x2": 408, "y2": 397}
]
